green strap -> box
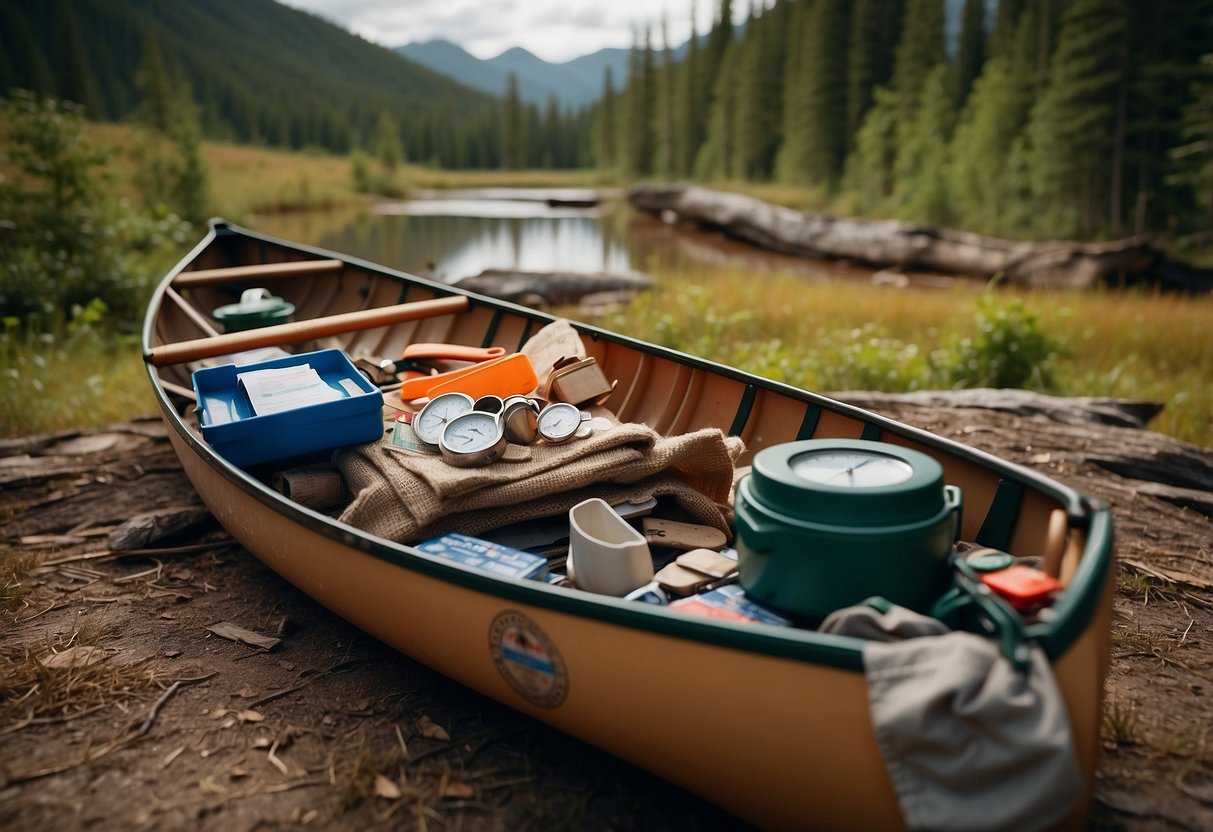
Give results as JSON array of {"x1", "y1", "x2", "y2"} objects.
[{"x1": 976, "y1": 479, "x2": 1024, "y2": 551}]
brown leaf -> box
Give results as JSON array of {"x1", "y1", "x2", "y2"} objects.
[
  {"x1": 41, "y1": 645, "x2": 108, "y2": 669},
  {"x1": 442, "y1": 780, "x2": 475, "y2": 799},
  {"x1": 206, "y1": 621, "x2": 281, "y2": 651},
  {"x1": 238, "y1": 709, "x2": 265, "y2": 723},
  {"x1": 416, "y1": 715, "x2": 450, "y2": 741},
  {"x1": 374, "y1": 774, "x2": 402, "y2": 800}
]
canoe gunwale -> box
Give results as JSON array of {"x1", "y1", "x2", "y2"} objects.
[{"x1": 143, "y1": 219, "x2": 1114, "y2": 671}]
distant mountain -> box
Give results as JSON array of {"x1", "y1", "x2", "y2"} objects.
[
  {"x1": 396, "y1": 40, "x2": 631, "y2": 109},
  {"x1": 0, "y1": 0, "x2": 496, "y2": 153}
]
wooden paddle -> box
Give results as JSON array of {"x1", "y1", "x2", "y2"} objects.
[
  {"x1": 145, "y1": 295, "x2": 469, "y2": 366},
  {"x1": 171, "y1": 259, "x2": 344, "y2": 287}
]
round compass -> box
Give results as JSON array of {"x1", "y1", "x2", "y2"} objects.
[
  {"x1": 439, "y1": 410, "x2": 507, "y2": 467},
  {"x1": 536, "y1": 402, "x2": 586, "y2": 444},
  {"x1": 413, "y1": 392, "x2": 474, "y2": 451}
]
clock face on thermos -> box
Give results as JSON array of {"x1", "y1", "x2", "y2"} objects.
[
  {"x1": 733, "y1": 438, "x2": 963, "y2": 618},
  {"x1": 789, "y1": 449, "x2": 915, "y2": 488}
]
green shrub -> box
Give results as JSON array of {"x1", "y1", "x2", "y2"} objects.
[
  {"x1": 932, "y1": 291, "x2": 1068, "y2": 390},
  {"x1": 0, "y1": 91, "x2": 191, "y2": 331}
]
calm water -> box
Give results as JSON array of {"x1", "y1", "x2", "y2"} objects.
[{"x1": 250, "y1": 188, "x2": 957, "y2": 288}]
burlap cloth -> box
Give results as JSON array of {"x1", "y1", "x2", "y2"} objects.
[
  {"x1": 333, "y1": 318, "x2": 744, "y2": 544},
  {"x1": 333, "y1": 414, "x2": 744, "y2": 543}
]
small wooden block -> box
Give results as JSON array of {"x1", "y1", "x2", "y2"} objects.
[
  {"x1": 544, "y1": 356, "x2": 614, "y2": 406},
  {"x1": 641, "y1": 518, "x2": 727, "y2": 551},
  {"x1": 654, "y1": 562, "x2": 714, "y2": 597},
  {"x1": 676, "y1": 548, "x2": 737, "y2": 579}
]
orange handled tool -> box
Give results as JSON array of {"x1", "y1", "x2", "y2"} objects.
[
  {"x1": 400, "y1": 343, "x2": 506, "y2": 364},
  {"x1": 398, "y1": 353, "x2": 538, "y2": 401}
]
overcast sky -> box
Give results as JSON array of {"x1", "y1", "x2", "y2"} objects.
[{"x1": 278, "y1": 0, "x2": 745, "y2": 63}]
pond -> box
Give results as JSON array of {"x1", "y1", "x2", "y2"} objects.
[{"x1": 249, "y1": 188, "x2": 961, "y2": 290}]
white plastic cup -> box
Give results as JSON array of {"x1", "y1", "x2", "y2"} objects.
[{"x1": 567, "y1": 498, "x2": 654, "y2": 596}]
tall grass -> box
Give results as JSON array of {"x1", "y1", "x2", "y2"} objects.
[
  {"x1": 87, "y1": 123, "x2": 601, "y2": 223},
  {"x1": 592, "y1": 264, "x2": 1213, "y2": 447},
  {"x1": 0, "y1": 309, "x2": 158, "y2": 435}
]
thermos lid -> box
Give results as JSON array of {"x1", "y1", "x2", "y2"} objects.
[
  {"x1": 212, "y1": 288, "x2": 295, "y2": 331},
  {"x1": 746, "y1": 439, "x2": 948, "y2": 528}
]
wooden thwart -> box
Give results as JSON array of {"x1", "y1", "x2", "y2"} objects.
[
  {"x1": 145, "y1": 295, "x2": 469, "y2": 366},
  {"x1": 171, "y1": 258, "x2": 344, "y2": 287}
]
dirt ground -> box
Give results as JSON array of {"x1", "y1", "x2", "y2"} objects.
[{"x1": 1, "y1": 406, "x2": 1211, "y2": 831}]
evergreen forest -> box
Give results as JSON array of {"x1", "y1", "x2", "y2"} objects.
[{"x1": 4, "y1": 0, "x2": 1213, "y2": 244}]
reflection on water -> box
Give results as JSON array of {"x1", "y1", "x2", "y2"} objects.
[
  {"x1": 254, "y1": 196, "x2": 632, "y2": 284},
  {"x1": 250, "y1": 190, "x2": 965, "y2": 290}
]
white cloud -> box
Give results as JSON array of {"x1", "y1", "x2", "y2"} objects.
[{"x1": 279, "y1": 0, "x2": 743, "y2": 62}]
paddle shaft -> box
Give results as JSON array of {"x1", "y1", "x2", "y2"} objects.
[
  {"x1": 145, "y1": 295, "x2": 469, "y2": 366},
  {"x1": 171, "y1": 259, "x2": 344, "y2": 287}
]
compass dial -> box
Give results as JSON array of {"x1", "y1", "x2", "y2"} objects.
[
  {"x1": 536, "y1": 402, "x2": 585, "y2": 443},
  {"x1": 413, "y1": 392, "x2": 474, "y2": 449},
  {"x1": 439, "y1": 410, "x2": 507, "y2": 467}
]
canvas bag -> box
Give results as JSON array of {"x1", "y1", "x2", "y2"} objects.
[{"x1": 820, "y1": 602, "x2": 1082, "y2": 832}]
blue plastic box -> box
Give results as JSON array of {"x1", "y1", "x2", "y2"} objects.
[{"x1": 192, "y1": 349, "x2": 385, "y2": 467}]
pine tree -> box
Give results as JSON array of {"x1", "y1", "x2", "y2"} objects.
[
  {"x1": 56, "y1": 4, "x2": 99, "y2": 115},
  {"x1": 657, "y1": 15, "x2": 676, "y2": 177},
  {"x1": 986, "y1": 0, "x2": 1024, "y2": 60},
  {"x1": 135, "y1": 31, "x2": 174, "y2": 135},
  {"x1": 373, "y1": 111, "x2": 402, "y2": 172},
  {"x1": 840, "y1": 86, "x2": 900, "y2": 214},
  {"x1": 0, "y1": 6, "x2": 54, "y2": 97},
  {"x1": 953, "y1": 0, "x2": 985, "y2": 109},
  {"x1": 675, "y1": 0, "x2": 702, "y2": 177},
  {"x1": 846, "y1": 0, "x2": 906, "y2": 148},
  {"x1": 947, "y1": 54, "x2": 1034, "y2": 235},
  {"x1": 1122, "y1": 0, "x2": 1213, "y2": 234},
  {"x1": 542, "y1": 95, "x2": 560, "y2": 168},
  {"x1": 733, "y1": 2, "x2": 772, "y2": 180},
  {"x1": 501, "y1": 72, "x2": 524, "y2": 169},
  {"x1": 891, "y1": 0, "x2": 946, "y2": 119},
  {"x1": 893, "y1": 63, "x2": 954, "y2": 223},
  {"x1": 693, "y1": 0, "x2": 735, "y2": 171},
  {"x1": 696, "y1": 36, "x2": 740, "y2": 179},
  {"x1": 798, "y1": 0, "x2": 851, "y2": 188},
  {"x1": 595, "y1": 67, "x2": 617, "y2": 172},
  {"x1": 1169, "y1": 53, "x2": 1213, "y2": 237},
  {"x1": 624, "y1": 28, "x2": 658, "y2": 177},
  {"x1": 1028, "y1": 0, "x2": 1131, "y2": 236},
  {"x1": 774, "y1": 0, "x2": 808, "y2": 183}
]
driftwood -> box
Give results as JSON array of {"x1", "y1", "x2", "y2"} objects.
[
  {"x1": 453, "y1": 268, "x2": 652, "y2": 308},
  {"x1": 629, "y1": 183, "x2": 1213, "y2": 292}
]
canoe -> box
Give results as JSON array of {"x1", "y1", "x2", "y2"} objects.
[{"x1": 143, "y1": 220, "x2": 1114, "y2": 830}]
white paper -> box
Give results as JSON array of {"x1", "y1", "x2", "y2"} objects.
[{"x1": 238, "y1": 364, "x2": 343, "y2": 416}]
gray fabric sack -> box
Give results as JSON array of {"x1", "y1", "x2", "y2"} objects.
[{"x1": 821, "y1": 603, "x2": 1082, "y2": 832}]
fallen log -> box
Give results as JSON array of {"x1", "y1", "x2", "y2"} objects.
[
  {"x1": 629, "y1": 183, "x2": 1213, "y2": 292},
  {"x1": 453, "y1": 268, "x2": 652, "y2": 308}
]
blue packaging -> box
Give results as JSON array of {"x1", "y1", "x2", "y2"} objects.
[
  {"x1": 416, "y1": 533, "x2": 548, "y2": 580},
  {"x1": 669, "y1": 584, "x2": 793, "y2": 626},
  {"x1": 192, "y1": 348, "x2": 384, "y2": 467}
]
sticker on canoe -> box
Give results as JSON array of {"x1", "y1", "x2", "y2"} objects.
[{"x1": 489, "y1": 610, "x2": 568, "y2": 709}]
